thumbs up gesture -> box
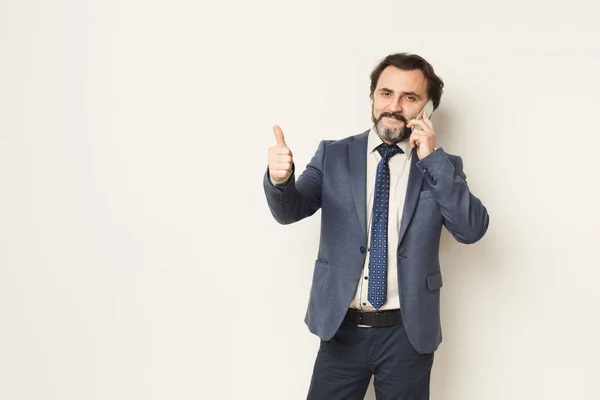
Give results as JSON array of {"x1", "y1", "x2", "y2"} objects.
[{"x1": 269, "y1": 125, "x2": 294, "y2": 184}]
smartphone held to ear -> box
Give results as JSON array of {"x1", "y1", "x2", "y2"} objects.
[{"x1": 411, "y1": 99, "x2": 434, "y2": 132}]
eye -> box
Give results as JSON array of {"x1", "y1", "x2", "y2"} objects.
[
  {"x1": 404, "y1": 95, "x2": 416, "y2": 101},
  {"x1": 381, "y1": 90, "x2": 391, "y2": 97}
]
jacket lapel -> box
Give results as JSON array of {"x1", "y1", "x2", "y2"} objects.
[
  {"x1": 398, "y1": 147, "x2": 424, "y2": 245},
  {"x1": 349, "y1": 131, "x2": 369, "y2": 235}
]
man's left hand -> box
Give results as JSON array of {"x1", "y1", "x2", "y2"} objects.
[{"x1": 408, "y1": 111, "x2": 436, "y2": 159}]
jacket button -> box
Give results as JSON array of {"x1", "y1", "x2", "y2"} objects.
[{"x1": 359, "y1": 246, "x2": 366, "y2": 253}]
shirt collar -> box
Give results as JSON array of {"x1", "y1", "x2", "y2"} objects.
[{"x1": 367, "y1": 127, "x2": 412, "y2": 156}]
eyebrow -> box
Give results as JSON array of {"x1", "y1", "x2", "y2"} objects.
[{"x1": 379, "y1": 88, "x2": 422, "y2": 100}]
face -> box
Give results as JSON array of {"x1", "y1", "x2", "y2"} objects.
[{"x1": 371, "y1": 66, "x2": 430, "y2": 144}]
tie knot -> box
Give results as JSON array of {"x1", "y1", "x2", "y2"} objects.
[{"x1": 376, "y1": 143, "x2": 403, "y2": 161}]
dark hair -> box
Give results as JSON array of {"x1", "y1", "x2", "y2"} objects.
[{"x1": 369, "y1": 53, "x2": 444, "y2": 110}]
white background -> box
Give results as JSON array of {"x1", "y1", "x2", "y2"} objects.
[{"x1": 1, "y1": 1, "x2": 599, "y2": 399}]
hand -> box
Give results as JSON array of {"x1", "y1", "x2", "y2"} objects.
[
  {"x1": 408, "y1": 111, "x2": 436, "y2": 159},
  {"x1": 268, "y1": 125, "x2": 294, "y2": 184}
]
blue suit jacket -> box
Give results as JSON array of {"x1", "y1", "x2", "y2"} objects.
[{"x1": 263, "y1": 130, "x2": 489, "y2": 354}]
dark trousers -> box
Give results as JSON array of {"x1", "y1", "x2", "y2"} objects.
[{"x1": 306, "y1": 313, "x2": 434, "y2": 400}]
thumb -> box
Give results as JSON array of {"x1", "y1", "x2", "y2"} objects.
[{"x1": 273, "y1": 125, "x2": 287, "y2": 147}]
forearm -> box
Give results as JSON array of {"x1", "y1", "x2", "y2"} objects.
[
  {"x1": 263, "y1": 166, "x2": 318, "y2": 224},
  {"x1": 263, "y1": 140, "x2": 326, "y2": 225},
  {"x1": 417, "y1": 149, "x2": 489, "y2": 244}
]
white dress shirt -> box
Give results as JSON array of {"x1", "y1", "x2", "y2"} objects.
[{"x1": 349, "y1": 128, "x2": 412, "y2": 312}]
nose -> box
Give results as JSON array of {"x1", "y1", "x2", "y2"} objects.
[{"x1": 387, "y1": 98, "x2": 403, "y2": 113}]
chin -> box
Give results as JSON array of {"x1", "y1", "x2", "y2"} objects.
[{"x1": 378, "y1": 127, "x2": 410, "y2": 144}]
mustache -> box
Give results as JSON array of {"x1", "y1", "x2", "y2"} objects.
[{"x1": 377, "y1": 112, "x2": 407, "y2": 124}]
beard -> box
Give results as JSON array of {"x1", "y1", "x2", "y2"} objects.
[{"x1": 371, "y1": 107, "x2": 412, "y2": 143}]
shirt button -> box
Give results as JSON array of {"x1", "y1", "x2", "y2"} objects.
[
  {"x1": 364, "y1": 276, "x2": 368, "y2": 280},
  {"x1": 359, "y1": 246, "x2": 366, "y2": 253}
]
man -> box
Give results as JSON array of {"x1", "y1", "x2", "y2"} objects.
[{"x1": 263, "y1": 52, "x2": 489, "y2": 400}]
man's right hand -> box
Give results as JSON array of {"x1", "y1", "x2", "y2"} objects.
[{"x1": 268, "y1": 125, "x2": 294, "y2": 184}]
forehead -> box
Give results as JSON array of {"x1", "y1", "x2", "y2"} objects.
[{"x1": 376, "y1": 66, "x2": 428, "y2": 94}]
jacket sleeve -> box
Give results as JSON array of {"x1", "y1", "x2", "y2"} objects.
[
  {"x1": 416, "y1": 148, "x2": 490, "y2": 244},
  {"x1": 263, "y1": 140, "x2": 326, "y2": 225}
]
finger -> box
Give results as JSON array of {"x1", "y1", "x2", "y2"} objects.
[
  {"x1": 271, "y1": 170, "x2": 291, "y2": 179},
  {"x1": 275, "y1": 161, "x2": 293, "y2": 169},
  {"x1": 269, "y1": 152, "x2": 293, "y2": 166},
  {"x1": 422, "y1": 111, "x2": 434, "y2": 130},
  {"x1": 410, "y1": 132, "x2": 419, "y2": 148},
  {"x1": 272, "y1": 166, "x2": 292, "y2": 172},
  {"x1": 274, "y1": 147, "x2": 293, "y2": 157},
  {"x1": 411, "y1": 129, "x2": 428, "y2": 145},
  {"x1": 273, "y1": 125, "x2": 287, "y2": 147},
  {"x1": 269, "y1": 145, "x2": 292, "y2": 157},
  {"x1": 414, "y1": 130, "x2": 432, "y2": 141},
  {"x1": 276, "y1": 155, "x2": 293, "y2": 164},
  {"x1": 408, "y1": 119, "x2": 427, "y2": 131}
]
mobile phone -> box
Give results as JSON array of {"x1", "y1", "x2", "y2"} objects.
[{"x1": 411, "y1": 99, "x2": 434, "y2": 132}]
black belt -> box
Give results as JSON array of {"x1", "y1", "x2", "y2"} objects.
[{"x1": 344, "y1": 308, "x2": 403, "y2": 327}]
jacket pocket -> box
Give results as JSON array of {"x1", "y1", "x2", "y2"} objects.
[{"x1": 426, "y1": 272, "x2": 443, "y2": 291}]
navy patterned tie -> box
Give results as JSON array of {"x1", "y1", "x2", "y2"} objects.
[{"x1": 368, "y1": 143, "x2": 403, "y2": 310}]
